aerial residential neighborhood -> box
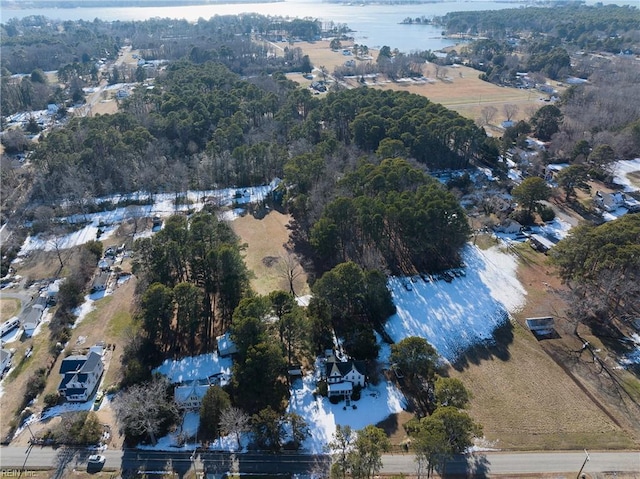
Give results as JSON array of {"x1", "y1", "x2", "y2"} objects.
[{"x1": 1, "y1": 2, "x2": 640, "y2": 478}]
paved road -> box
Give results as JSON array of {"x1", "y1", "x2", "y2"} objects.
[
  {"x1": 381, "y1": 451, "x2": 640, "y2": 475},
  {"x1": 1, "y1": 447, "x2": 638, "y2": 476}
]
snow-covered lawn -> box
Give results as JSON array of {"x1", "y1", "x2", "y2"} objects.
[
  {"x1": 288, "y1": 364, "x2": 406, "y2": 454},
  {"x1": 386, "y1": 244, "x2": 526, "y2": 362}
]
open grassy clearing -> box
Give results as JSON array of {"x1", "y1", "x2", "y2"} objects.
[
  {"x1": 295, "y1": 40, "x2": 545, "y2": 125},
  {"x1": 448, "y1": 244, "x2": 639, "y2": 451},
  {"x1": 1, "y1": 297, "x2": 21, "y2": 320},
  {"x1": 0, "y1": 321, "x2": 55, "y2": 441},
  {"x1": 229, "y1": 210, "x2": 310, "y2": 297}
]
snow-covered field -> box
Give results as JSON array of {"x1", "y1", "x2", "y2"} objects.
[
  {"x1": 17, "y1": 182, "x2": 279, "y2": 255},
  {"x1": 386, "y1": 244, "x2": 526, "y2": 362}
]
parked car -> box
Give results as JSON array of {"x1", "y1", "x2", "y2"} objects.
[{"x1": 88, "y1": 454, "x2": 105, "y2": 465}]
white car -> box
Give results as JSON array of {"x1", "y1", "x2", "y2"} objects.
[{"x1": 88, "y1": 454, "x2": 105, "y2": 465}]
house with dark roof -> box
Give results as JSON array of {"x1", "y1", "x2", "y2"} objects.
[
  {"x1": 58, "y1": 348, "x2": 104, "y2": 402},
  {"x1": 91, "y1": 271, "x2": 110, "y2": 294},
  {"x1": 324, "y1": 357, "x2": 367, "y2": 398}
]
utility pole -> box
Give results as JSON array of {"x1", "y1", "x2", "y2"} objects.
[{"x1": 576, "y1": 449, "x2": 590, "y2": 479}]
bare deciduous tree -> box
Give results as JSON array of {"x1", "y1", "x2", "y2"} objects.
[
  {"x1": 113, "y1": 377, "x2": 178, "y2": 445},
  {"x1": 503, "y1": 103, "x2": 519, "y2": 122},
  {"x1": 480, "y1": 106, "x2": 498, "y2": 126},
  {"x1": 219, "y1": 406, "x2": 250, "y2": 450},
  {"x1": 276, "y1": 250, "x2": 305, "y2": 296}
]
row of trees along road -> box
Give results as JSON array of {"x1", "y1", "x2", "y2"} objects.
[{"x1": 388, "y1": 337, "x2": 481, "y2": 478}]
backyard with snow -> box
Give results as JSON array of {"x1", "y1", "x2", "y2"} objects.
[{"x1": 143, "y1": 242, "x2": 528, "y2": 453}]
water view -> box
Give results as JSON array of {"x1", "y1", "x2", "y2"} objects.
[{"x1": 0, "y1": 0, "x2": 543, "y2": 53}]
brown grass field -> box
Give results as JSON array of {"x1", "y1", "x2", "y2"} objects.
[
  {"x1": 0, "y1": 297, "x2": 21, "y2": 321},
  {"x1": 290, "y1": 40, "x2": 546, "y2": 128},
  {"x1": 230, "y1": 210, "x2": 310, "y2": 297},
  {"x1": 95, "y1": 41, "x2": 545, "y2": 127}
]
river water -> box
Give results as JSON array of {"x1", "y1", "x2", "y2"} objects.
[{"x1": 1, "y1": 0, "x2": 628, "y2": 53}]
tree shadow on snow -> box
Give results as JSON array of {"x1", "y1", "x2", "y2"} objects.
[{"x1": 450, "y1": 320, "x2": 514, "y2": 372}]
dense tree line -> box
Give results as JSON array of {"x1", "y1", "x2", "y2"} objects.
[
  {"x1": 313, "y1": 88, "x2": 486, "y2": 169},
  {"x1": 309, "y1": 262, "x2": 396, "y2": 361},
  {"x1": 308, "y1": 159, "x2": 470, "y2": 274},
  {"x1": 438, "y1": 5, "x2": 640, "y2": 53},
  {"x1": 435, "y1": 3, "x2": 640, "y2": 122},
  {"x1": 1, "y1": 16, "x2": 119, "y2": 74},
  {"x1": 549, "y1": 58, "x2": 640, "y2": 162},
  {"x1": 550, "y1": 214, "x2": 640, "y2": 329},
  {"x1": 0, "y1": 15, "x2": 319, "y2": 116},
  {"x1": 132, "y1": 212, "x2": 250, "y2": 354}
]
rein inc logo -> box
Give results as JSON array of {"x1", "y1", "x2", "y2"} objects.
[{"x1": 1, "y1": 471, "x2": 37, "y2": 477}]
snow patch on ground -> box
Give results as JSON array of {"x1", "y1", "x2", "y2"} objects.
[
  {"x1": 385, "y1": 244, "x2": 526, "y2": 362},
  {"x1": 613, "y1": 158, "x2": 640, "y2": 192},
  {"x1": 17, "y1": 182, "x2": 280, "y2": 256},
  {"x1": 619, "y1": 333, "x2": 640, "y2": 368},
  {"x1": 72, "y1": 296, "x2": 97, "y2": 329}
]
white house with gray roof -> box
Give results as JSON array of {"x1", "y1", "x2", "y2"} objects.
[{"x1": 58, "y1": 346, "x2": 104, "y2": 402}]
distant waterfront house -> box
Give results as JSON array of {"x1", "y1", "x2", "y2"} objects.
[
  {"x1": 529, "y1": 233, "x2": 556, "y2": 253},
  {"x1": 22, "y1": 306, "x2": 44, "y2": 337},
  {"x1": 526, "y1": 316, "x2": 555, "y2": 337},
  {"x1": 58, "y1": 348, "x2": 104, "y2": 402},
  {"x1": 493, "y1": 219, "x2": 522, "y2": 235},
  {"x1": 91, "y1": 271, "x2": 110, "y2": 293},
  {"x1": 98, "y1": 257, "x2": 114, "y2": 271},
  {"x1": 324, "y1": 357, "x2": 367, "y2": 398},
  {"x1": 1, "y1": 316, "x2": 21, "y2": 337},
  {"x1": 544, "y1": 163, "x2": 569, "y2": 181}
]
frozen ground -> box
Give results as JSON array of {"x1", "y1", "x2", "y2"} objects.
[
  {"x1": 17, "y1": 181, "x2": 279, "y2": 255},
  {"x1": 288, "y1": 362, "x2": 407, "y2": 454},
  {"x1": 613, "y1": 158, "x2": 640, "y2": 192},
  {"x1": 153, "y1": 352, "x2": 233, "y2": 384},
  {"x1": 386, "y1": 244, "x2": 526, "y2": 362}
]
